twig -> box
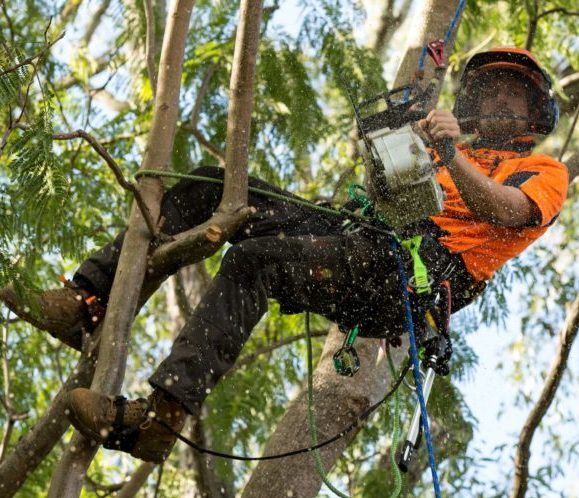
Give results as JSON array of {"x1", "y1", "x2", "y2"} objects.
[
  {"x1": 536, "y1": 7, "x2": 579, "y2": 19},
  {"x1": 0, "y1": 0, "x2": 15, "y2": 44},
  {"x1": 510, "y1": 296, "x2": 579, "y2": 498},
  {"x1": 226, "y1": 330, "x2": 328, "y2": 376},
  {"x1": 0, "y1": 320, "x2": 30, "y2": 462},
  {"x1": 143, "y1": 0, "x2": 158, "y2": 96},
  {"x1": 52, "y1": 130, "x2": 159, "y2": 238},
  {"x1": 153, "y1": 463, "x2": 164, "y2": 498},
  {"x1": 0, "y1": 32, "x2": 65, "y2": 78},
  {"x1": 558, "y1": 104, "x2": 579, "y2": 162},
  {"x1": 83, "y1": 475, "x2": 124, "y2": 494}
]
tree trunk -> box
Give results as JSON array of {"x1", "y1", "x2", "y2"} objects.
[
  {"x1": 47, "y1": 1, "x2": 197, "y2": 496},
  {"x1": 241, "y1": 326, "x2": 402, "y2": 498}
]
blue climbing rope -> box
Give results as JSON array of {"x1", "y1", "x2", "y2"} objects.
[
  {"x1": 404, "y1": 0, "x2": 467, "y2": 102},
  {"x1": 390, "y1": 238, "x2": 442, "y2": 498},
  {"x1": 444, "y1": 0, "x2": 467, "y2": 45}
]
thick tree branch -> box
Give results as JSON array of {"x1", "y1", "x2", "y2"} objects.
[
  {"x1": 149, "y1": 206, "x2": 255, "y2": 277},
  {"x1": 144, "y1": 0, "x2": 158, "y2": 96},
  {"x1": 371, "y1": 0, "x2": 412, "y2": 57},
  {"x1": 0, "y1": 350, "x2": 96, "y2": 497},
  {"x1": 565, "y1": 153, "x2": 578, "y2": 183},
  {"x1": 510, "y1": 296, "x2": 579, "y2": 498},
  {"x1": 218, "y1": 0, "x2": 264, "y2": 211}
]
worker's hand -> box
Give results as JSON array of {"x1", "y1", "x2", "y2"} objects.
[
  {"x1": 417, "y1": 110, "x2": 461, "y2": 164},
  {"x1": 417, "y1": 110, "x2": 461, "y2": 143}
]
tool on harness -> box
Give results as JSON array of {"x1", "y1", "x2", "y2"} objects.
[
  {"x1": 333, "y1": 325, "x2": 361, "y2": 376},
  {"x1": 398, "y1": 284, "x2": 453, "y2": 474}
]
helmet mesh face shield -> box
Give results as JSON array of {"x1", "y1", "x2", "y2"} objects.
[{"x1": 453, "y1": 49, "x2": 559, "y2": 135}]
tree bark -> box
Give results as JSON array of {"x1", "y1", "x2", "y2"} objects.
[
  {"x1": 510, "y1": 296, "x2": 579, "y2": 498},
  {"x1": 47, "y1": 1, "x2": 197, "y2": 496}
]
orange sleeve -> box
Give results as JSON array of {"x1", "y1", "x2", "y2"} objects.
[{"x1": 503, "y1": 155, "x2": 569, "y2": 226}]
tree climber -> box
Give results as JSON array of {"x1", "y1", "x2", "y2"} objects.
[{"x1": 0, "y1": 48, "x2": 569, "y2": 463}]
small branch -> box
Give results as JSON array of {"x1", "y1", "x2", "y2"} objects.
[
  {"x1": 52, "y1": 130, "x2": 159, "y2": 238},
  {"x1": 83, "y1": 475, "x2": 124, "y2": 494},
  {"x1": 100, "y1": 130, "x2": 149, "y2": 145},
  {"x1": 0, "y1": 32, "x2": 65, "y2": 78},
  {"x1": 182, "y1": 124, "x2": 226, "y2": 165},
  {"x1": 173, "y1": 269, "x2": 195, "y2": 317},
  {"x1": 510, "y1": 296, "x2": 579, "y2": 498},
  {"x1": 153, "y1": 463, "x2": 164, "y2": 498},
  {"x1": 558, "y1": 104, "x2": 579, "y2": 162},
  {"x1": 90, "y1": 88, "x2": 131, "y2": 113},
  {"x1": 143, "y1": 0, "x2": 158, "y2": 96},
  {"x1": 115, "y1": 463, "x2": 157, "y2": 498},
  {"x1": 190, "y1": 63, "x2": 216, "y2": 129},
  {"x1": 536, "y1": 7, "x2": 579, "y2": 20},
  {"x1": 0, "y1": 1, "x2": 16, "y2": 44},
  {"x1": 227, "y1": 330, "x2": 328, "y2": 376},
  {"x1": 524, "y1": 0, "x2": 539, "y2": 51},
  {"x1": 82, "y1": 0, "x2": 112, "y2": 46}
]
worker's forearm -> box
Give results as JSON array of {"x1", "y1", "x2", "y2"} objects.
[{"x1": 445, "y1": 149, "x2": 536, "y2": 227}]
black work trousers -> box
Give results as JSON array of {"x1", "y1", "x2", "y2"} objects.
[{"x1": 74, "y1": 166, "x2": 469, "y2": 415}]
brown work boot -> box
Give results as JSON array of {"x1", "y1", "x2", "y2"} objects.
[
  {"x1": 66, "y1": 388, "x2": 186, "y2": 463},
  {"x1": 0, "y1": 284, "x2": 104, "y2": 351}
]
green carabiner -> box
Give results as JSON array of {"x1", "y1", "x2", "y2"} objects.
[{"x1": 401, "y1": 235, "x2": 431, "y2": 294}]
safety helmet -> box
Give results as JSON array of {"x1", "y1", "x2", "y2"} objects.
[{"x1": 453, "y1": 47, "x2": 559, "y2": 135}]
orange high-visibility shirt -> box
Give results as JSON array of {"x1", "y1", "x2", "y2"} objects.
[{"x1": 430, "y1": 143, "x2": 569, "y2": 281}]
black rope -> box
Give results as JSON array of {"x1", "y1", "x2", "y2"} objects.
[{"x1": 154, "y1": 360, "x2": 411, "y2": 462}]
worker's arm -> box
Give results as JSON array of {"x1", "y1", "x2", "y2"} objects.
[{"x1": 418, "y1": 110, "x2": 540, "y2": 227}]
